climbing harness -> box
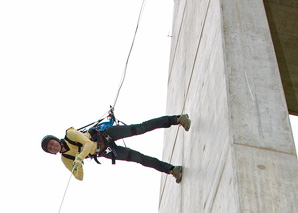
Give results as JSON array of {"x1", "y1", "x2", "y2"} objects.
[
  {"x1": 61, "y1": 134, "x2": 83, "y2": 161},
  {"x1": 62, "y1": 107, "x2": 117, "y2": 164},
  {"x1": 87, "y1": 107, "x2": 118, "y2": 165},
  {"x1": 92, "y1": 130, "x2": 117, "y2": 164}
]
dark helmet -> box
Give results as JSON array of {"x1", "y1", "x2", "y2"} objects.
[{"x1": 41, "y1": 135, "x2": 60, "y2": 153}]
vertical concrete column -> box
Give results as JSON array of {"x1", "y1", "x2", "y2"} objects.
[
  {"x1": 160, "y1": 0, "x2": 298, "y2": 212},
  {"x1": 222, "y1": 0, "x2": 298, "y2": 212}
]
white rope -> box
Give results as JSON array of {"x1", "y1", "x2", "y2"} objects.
[
  {"x1": 58, "y1": 167, "x2": 75, "y2": 213},
  {"x1": 79, "y1": 0, "x2": 147, "y2": 131},
  {"x1": 112, "y1": 0, "x2": 147, "y2": 109}
]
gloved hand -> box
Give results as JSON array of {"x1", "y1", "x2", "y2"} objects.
[{"x1": 73, "y1": 156, "x2": 83, "y2": 171}]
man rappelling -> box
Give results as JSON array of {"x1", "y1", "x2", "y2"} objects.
[{"x1": 41, "y1": 112, "x2": 191, "y2": 183}]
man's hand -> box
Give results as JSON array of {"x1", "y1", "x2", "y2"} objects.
[{"x1": 73, "y1": 156, "x2": 83, "y2": 171}]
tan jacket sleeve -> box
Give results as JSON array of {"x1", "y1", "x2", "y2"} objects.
[
  {"x1": 61, "y1": 155, "x2": 83, "y2": 181},
  {"x1": 66, "y1": 128, "x2": 94, "y2": 160}
]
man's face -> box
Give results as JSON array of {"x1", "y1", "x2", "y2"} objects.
[{"x1": 47, "y1": 139, "x2": 61, "y2": 154}]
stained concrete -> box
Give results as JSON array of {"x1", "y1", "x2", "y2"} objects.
[{"x1": 160, "y1": 0, "x2": 298, "y2": 212}]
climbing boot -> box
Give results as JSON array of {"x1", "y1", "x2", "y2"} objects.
[
  {"x1": 170, "y1": 166, "x2": 183, "y2": 183},
  {"x1": 177, "y1": 114, "x2": 191, "y2": 131}
]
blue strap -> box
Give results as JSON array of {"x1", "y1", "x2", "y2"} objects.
[{"x1": 97, "y1": 119, "x2": 115, "y2": 131}]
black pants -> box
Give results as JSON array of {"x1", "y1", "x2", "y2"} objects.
[{"x1": 103, "y1": 115, "x2": 179, "y2": 174}]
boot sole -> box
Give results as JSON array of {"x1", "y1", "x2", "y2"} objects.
[
  {"x1": 176, "y1": 166, "x2": 183, "y2": 183},
  {"x1": 182, "y1": 118, "x2": 191, "y2": 131}
]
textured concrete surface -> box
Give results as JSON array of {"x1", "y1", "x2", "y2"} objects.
[{"x1": 159, "y1": 0, "x2": 298, "y2": 212}]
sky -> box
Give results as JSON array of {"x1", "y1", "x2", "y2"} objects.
[
  {"x1": 0, "y1": 0, "x2": 173, "y2": 212},
  {"x1": 0, "y1": 1, "x2": 297, "y2": 213}
]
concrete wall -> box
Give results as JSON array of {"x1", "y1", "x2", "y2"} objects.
[{"x1": 159, "y1": 0, "x2": 298, "y2": 212}]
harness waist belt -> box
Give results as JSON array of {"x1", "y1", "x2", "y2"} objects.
[{"x1": 92, "y1": 131, "x2": 117, "y2": 164}]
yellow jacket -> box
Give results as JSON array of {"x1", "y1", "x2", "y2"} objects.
[{"x1": 61, "y1": 127, "x2": 97, "y2": 181}]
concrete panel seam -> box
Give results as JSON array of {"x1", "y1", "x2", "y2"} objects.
[
  {"x1": 158, "y1": 174, "x2": 169, "y2": 209},
  {"x1": 233, "y1": 142, "x2": 296, "y2": 156},
  {"x1": 159, "y1": 126, "x2": 181, "y2": 207},
  {"x1": 179, "y1": 0, "x2": 212, "y2": 116},
  {"x1": 168, "y1": 1, "x2": 188, "y2": 85},
  {"x1": 209, "y1": 160, "x2": 227, "y2": 212},
  {"x1": 205, "y1": 131, "x2": 232, "y2": 211},
  {"x1": 160, "y1": 0, "x2": 212, "y2": 208}
]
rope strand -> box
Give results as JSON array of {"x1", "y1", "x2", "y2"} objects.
[
  {"x1": 58, "y1": 167, "x2": 75, "y2": 213},
  {"x1": 112, "y1": 0, "x2": 147, "y2": 109}
]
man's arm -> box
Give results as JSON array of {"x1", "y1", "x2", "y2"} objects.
[{"x1": 61, "y1": 155, "x2": 83, "y2": 181}]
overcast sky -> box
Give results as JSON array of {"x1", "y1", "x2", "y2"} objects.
[
  {"x1": 0, "y1": 0, "x2": 173, "y2": 212},
  {"x1": 1, "y1": 1, "x2": 297, "y2": 213}
]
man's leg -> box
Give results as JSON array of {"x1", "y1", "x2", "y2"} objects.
[
  {"x1": 105, "y1": 115, "x2": 179, "y2": 141},
  {"x1": 103, "y1": 146, "x2": 174, "y2": 174}
]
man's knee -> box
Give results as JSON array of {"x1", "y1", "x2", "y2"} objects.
[
  {"x1": 130, "y1": 125, "x2": 137, "y2": 135},
  {"x1": 127, "y1": 149, "x2": 132, "y2": 161}
]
